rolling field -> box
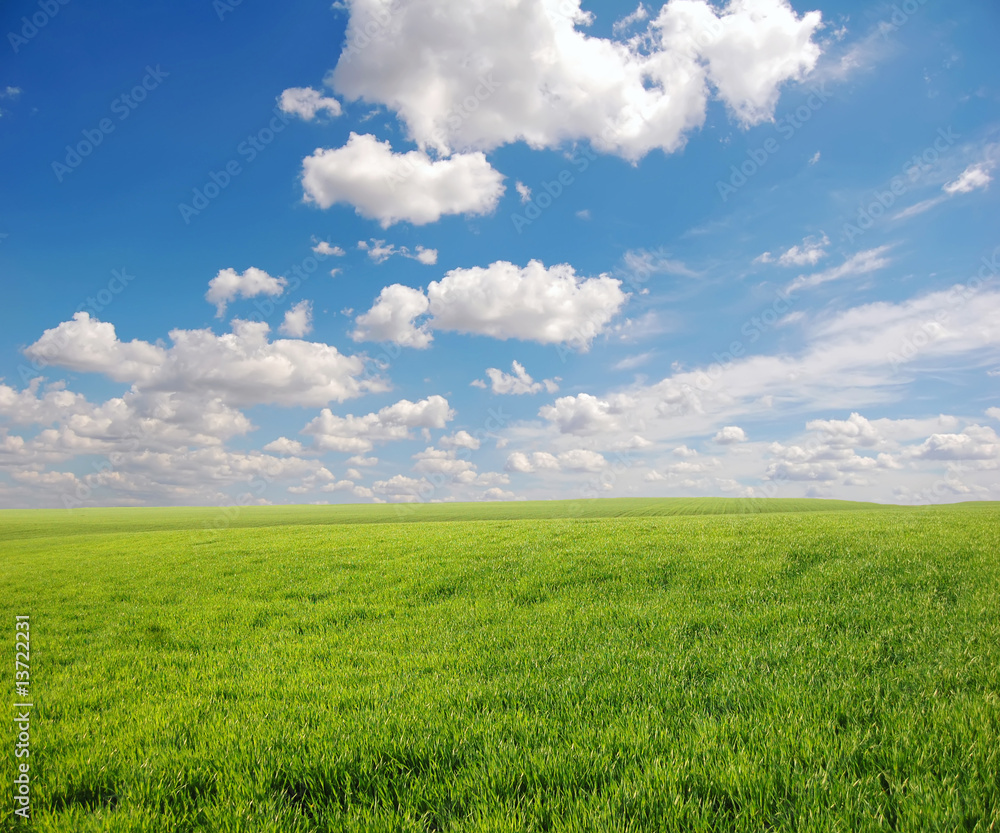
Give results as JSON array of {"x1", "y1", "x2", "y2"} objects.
[{"x1": 2, "y1": 499, "x2": 999, "y2": 831}]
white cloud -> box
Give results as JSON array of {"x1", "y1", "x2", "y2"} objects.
[
  {"x1": 24, "y1": 314, "x2": 384, "y2": 408},
  {"x1": 312, "y1": 241, "x2": 345, "y2": 257},
  {"x1": 714, "y1": 425, "x2": 747, "y2": 444},
  {"x1": 302, "y1": 395, "x2": 454, "y2": 453},
  {"x1": 613, "y1": 3, "x2": 649, "y2": 34},
  {"x1": 279, "y1": 300, "x2": 313, "y2": 337},
  {"x1": 205, "y1": 267, "x2": 287, "y2": 318},
  {"x1": 786, "y1": 246, "x2": 891, "y2": 293},
  {"x1": 428, "y1": 261, "x2": 626, "y2": 347},
  {"x1": 278, "y1": 86, "x2": 342, "y2": 120},
  {"x1": 301, "y1": 133, "x2": 505, "y2": 226},
  {"x1": 263, "y1": 437, "x2": 307, "y2": 455},
  {"x1": 622, "y1": 249, "x2": 699, "y2": 278},
  {"x1": 894, "y1": 162, "x2": 994, "y2": 221},
  {"x1": 478, "y1": 361, "x2": 559, "y2": 395},
  {"x1": 532, "y1": 281, "x2": 1000, "y2": 450},
  {"x1": 515, "y1": 181, "x2": 532, "y2": 204},
  {"x1": 505, "y1": 448, "x2": 606, "y2": 473},
  {"x1": 350, "y1": 284, "x2": 432, "y2": 348},
  {"x1": 907, "y1": 425, "x2": 1000, "y2": 462},
  {"x1": 412, "y1": 447, "x2": 476, "y2": 478},
  {"x1": 372, "y1": 474, "x2": 432, "y2": 502},
  {"x1": 987, "y1": 407, "x2": 1000, "y2": 422},
  {"x1": 330, "y1": 0, "x2": 822, "y2": 161},
  {"x1": 806, "y1": 412, "x2": 880, "y2": 447},
  {"x1": 358, "y1": 238, "x2": 437, "y2": 265},
  {"x1": 756, "y1": 233, "x2": 829, "y2": 267},
  {"x1": 353, "y1": 260, "x2": 627, "y2": 349},
  {"x1": 943, "y1": 163, "x2": 992, "y2": 195},
  {"x1": 23, "y1": 313, "x2": 166, "y2": 383},
  {"x1": 539, "y1": 392, "x2": 633, "y2": 436},
  {"x1": 439, "y1": 430, "x2": 480, "y2": 450}
]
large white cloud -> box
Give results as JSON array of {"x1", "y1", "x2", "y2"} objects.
[
  {"x1": 302, "y1": 395, "x2": 454, "y2": 453},
  {"x1": 329, "y1": 0, "x2": 822, "y2": 161},
  {"x1": 352, "y1": 260, "x2": 627, "y2": 348},
  {"x1": 301, "y1": 133, "x2": 505, "y2": 226},
  {"x1": 24, "y1": 314, "x2": 384, "y2": 408},
  {"x1": 24, "y1": 313, "x2": 166, "y2": 383}
]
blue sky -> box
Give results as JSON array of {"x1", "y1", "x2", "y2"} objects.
[{"x1": 1, "y1": 0, "x2": 998, "y2": 508}]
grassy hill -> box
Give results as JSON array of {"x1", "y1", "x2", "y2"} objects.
[
  {"x1": 0, "y1": 496, "x2": 910, "y2": 541},
  {"x1": 1, "y1": 501, "x2": 998, "y2": 831}
]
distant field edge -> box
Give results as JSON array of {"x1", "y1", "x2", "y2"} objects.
[{"x1": 2, "y1": 497, "x2": 995, "y2": 541}]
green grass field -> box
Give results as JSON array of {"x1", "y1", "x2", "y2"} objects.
[{"x1": 2, "y1": 499, "x2": 998, "y2": 831}]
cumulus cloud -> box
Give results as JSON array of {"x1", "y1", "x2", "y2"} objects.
[
  {"x1": 505, "y1": 448, "x2": 606, "y2": 473},
  {"x1": 278, "y1": 86, "x2": 342, "y2": 120},
  {"x1": 714, "y1": 425, "x2": 747, "y2": 444},
  {"x1": 350, "y1": 284, "x2": 432, "y2": 347},
  {"x1": 301, "y1": 133, "x2": 505, "y2": 226},
  {"x1": 24, "y1": 313, "x2": 166, "y2": 383},
  {"x1": 477, "y1": 361, "x2": 559, "y2": 395},
  {"x1": 312, "y1": 240, "x2": 346, "y2": 257},
  {"x1": 263, "y1": 437, "x2": 308, "y2": 455},
  {"x1": 24, "y1": 314, "x2": 383, "y2": 408},
  {"x1": 907, "y1": 425, "x2": 1000, "y2": 462},
  {"x1": 279, "y1": 300, "x2": 313, "y2": 337},
  {"x1": 302, "y1": 395, "x2": 454, "y2": 453},
  {"x1": 372, "y1": 474, "x2": 432, "y2": 502},
  {"x1": 807, "y1": 412, "x2": 880, "y2": 447},
  {"x1": 329, "y1": 0, "x2": 822, "y2": 161},
  {"x1": 352, "y1": 260, "x2": 627, "y2": 349},
  {"x1": 439, "y1": 430, "x2": 481, "y2": 450},
  {"x1": 205, "y1": 267, "x2": 287, "y2": 318},
  {"x1": 539, "y1": 392, "x2": 634, "y2": 436}
]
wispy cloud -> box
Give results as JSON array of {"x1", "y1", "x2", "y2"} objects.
[{"x1": 786, "y1": 246, "x2": 891, "y2": 294}]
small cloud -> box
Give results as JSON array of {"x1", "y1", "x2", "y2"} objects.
[
  {"x1": 515, "y1": 181, "x2": 532, "y2": 204},
  {"x1": 714, "y1": 426, "x2": 747, "y2": 445},
  {"x1": 475, "y1": 361, "x2": 559, "y2": 395},
  {"x1": 359, "y1": 238, "x2": 437, "y2": 265},
  {"x1": 279, "y1": 300, "x2": 313, "y2": 337},
  {"x1": 278, "y1": 86, "x2": 342, "y2": 120},
  {"x1": 576, "y1": 209, "x2": 591, "y2": 220},
  {"x1": 808, "y1": 151, "x2": 821, "y2": 165},
  {"x1": 613, "y1": 3, "x2": 649, "y2": 34},
  {"x1": 786, "y1": 246, "x2": 890, "y2": 294},
  {"x1": 1, "y1": 86, "x2": 21, "y2": 99},
  {"x1": 894, "y1": 161, "x2": 994, "y2": 220},
  {"x1": 757, "y1": 233, "x2": 829, "y2": 267},
  {"x1": 205, "y1": 267, "x2": 287, "y2": 318},
  {"x1": 943, "y1": 163, "x2": 992, "y2": 195},
  {"x1": 312, "y1": 240, "x2": 345, "y2": 257},
  {"x1": 613, "y1": 351, "x2": 654, "y2": 371}
]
